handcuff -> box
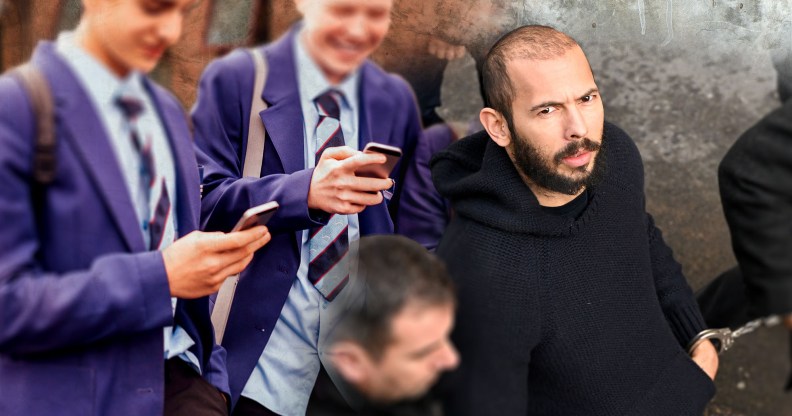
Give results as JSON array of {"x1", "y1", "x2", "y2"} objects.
[
  {"x1": 686, "y1": 327, "x2": 734, "y2": 355},
  {"x1": 686, "y1": 315, "x2": 782, "y2": 355}
]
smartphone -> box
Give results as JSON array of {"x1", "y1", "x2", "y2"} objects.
[
  {"x1": 231, "y1": 201, "x2": 279, "y2": 232},
  {"x1": 356, "y1": 142, "x2": 403, "y2": 179}
]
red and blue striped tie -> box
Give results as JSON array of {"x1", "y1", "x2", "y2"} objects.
[
  {"x1": 308, "y1": 90, "x2": 349, "y2": 301},
  {"x1": 116, "y1": 96, "x2": 172, "y2": 251}
]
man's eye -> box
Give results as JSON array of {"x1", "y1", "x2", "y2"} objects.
[
  {"x1": 142, "y1": 0, "x2": 167, "y2": 14},
  {"x1": 367, "y1": 8, "x2": 389, "y2": 20},
  {"x1": 581, "y1": 95, "x2": 596, "y2": 103},
  {"x1": 539, "y1": 107, "x2": 556, "y2": 115},
  {"x1": 332, "y1": 6, "x2": 357, "y2": 17}
]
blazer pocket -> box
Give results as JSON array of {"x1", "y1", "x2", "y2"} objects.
[{"x1": 0, "y1": 357, "x2": 95, "y2": 415}]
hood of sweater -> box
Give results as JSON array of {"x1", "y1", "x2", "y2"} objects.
[{"x1": 430, "y1": 124, "x2": 630, "y2": 237}]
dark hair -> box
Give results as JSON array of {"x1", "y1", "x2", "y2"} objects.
[
  {"x1": 482, "y1": 25, "x2": 580, "y2": 130},
  {"x1": 333, "y1": 235, "x2": 455, "y2": 360}
]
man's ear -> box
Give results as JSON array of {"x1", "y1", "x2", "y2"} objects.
[
  {"x1": 328, "y1": 341, "x2": 371, "y2": 386},
  {"x1": 480, "y1": 108, "x2": 511, "y2": 148}
]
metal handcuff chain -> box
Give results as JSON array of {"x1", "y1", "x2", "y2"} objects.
[{"x1": 686, "y1": 315, "x2": 782, "y2": 355}]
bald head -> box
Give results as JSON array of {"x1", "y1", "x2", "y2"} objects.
[{"x1": 482, "y1": 25, "x2": 582, "y2": 126}]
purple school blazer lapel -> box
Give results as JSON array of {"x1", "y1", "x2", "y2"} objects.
[
  {"x1": 33, "y1": 42, "x2": 146, "y2": 253},
  {"x1": 259, "y1": 30, "x2": 305, "y2": 177}
]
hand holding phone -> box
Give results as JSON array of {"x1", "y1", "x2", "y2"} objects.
[
  {"x1": 231, "y1": 201, "x2": 280, "y2": 232},
  {"x1": 355, "y1": 142, "x2": 402, "y2": 179}
]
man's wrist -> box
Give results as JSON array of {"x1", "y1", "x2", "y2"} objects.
[{"x1": 686, "y1": 328, "x2": 732, "y2": 355}]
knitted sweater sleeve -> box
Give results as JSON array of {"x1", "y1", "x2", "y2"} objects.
[
  {"x1": 608, "y1": 121, "x2": 708, "y2": 348},
  {"x1": 647, "y1": 213, "x2": 708, "y2": 348}
]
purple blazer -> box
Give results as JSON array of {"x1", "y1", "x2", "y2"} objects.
[
  {"x1": 397, "y1": 123, "x2": 457, "y2": 250},
  {"x1": 192, "y1": 26, "x2": 423, "y2": 403},
  {"x1": 0, "y1": 43, "x2": 227, "y2": 415}
]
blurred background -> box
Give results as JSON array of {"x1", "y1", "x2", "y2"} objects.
[{"x1": 2, "y1": 1, "x2": 791, "y2": 414}]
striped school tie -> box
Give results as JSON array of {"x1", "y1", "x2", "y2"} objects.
[
  {"x1": 115, "y1": 95, "x2": 172, "y2": 250},
  {"x1": 307, "y1": 90, "x2": 349, "y2": 301}
]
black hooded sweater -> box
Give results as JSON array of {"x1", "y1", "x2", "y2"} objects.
[{"x1": 431, "y1": 123, "x2": 715, "y2": 416}]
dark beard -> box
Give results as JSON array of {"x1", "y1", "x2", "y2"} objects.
[{"x1": 510, "y1": 127, "x2": 607, "y2": 195}]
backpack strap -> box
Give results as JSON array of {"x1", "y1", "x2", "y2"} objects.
[
  {"x1": 9, "y1": 63, "x2": 56, "y2": 185},
  {"x1": 242, "y1": 47, "x2": 269, "y2": 178},
  {"x1": 212, "y1": 47, "x2": 270, "y2": 344}
]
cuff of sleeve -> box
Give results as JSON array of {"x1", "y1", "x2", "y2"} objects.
[
  {"x1": 666, "y1": 301, "x2": 709, "y2": 347},
  {"x1": 205, "y1": 344, "x2": 231, "y2": 397},
  {"x1": 299, "y1": 168, "x2": 328, "y2": 226},
  {"x1": 266, "y1": 167, "x2": 328, "y2": 232},
  {"x1": 135, "y1": 251, "x2": 173, "y2": 329}
]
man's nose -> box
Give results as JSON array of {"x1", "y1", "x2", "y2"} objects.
[
  {"x1": 436, "y1": 341, "x2": 460, "y2": 371},
  {"x1": 157, "y1": 11, "x2": 183, "y2": 46},
  {"x1": 346, "y1": 14, "x2": 368, "y2": 40},
  {"x1": 565, "y1": 106, "x2": 588, "y2": 141}
]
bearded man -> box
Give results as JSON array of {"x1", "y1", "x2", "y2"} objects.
[{"x1": 431, "y1": 25, "x2": 719, "y2": 416}]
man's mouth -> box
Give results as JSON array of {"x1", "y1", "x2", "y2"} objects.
[
  {"x1": 331, "y1": 38, "x2": 368, "y2": 56},
  {"x1": 561, "y1": 151, "x2": 592, "y2": 168},
  {"x1": 143, "y1": 45, "x2": 166, "y2": 59},
  {"x1": 555, "y1": 138, "x2": 600, "y2": 168}
]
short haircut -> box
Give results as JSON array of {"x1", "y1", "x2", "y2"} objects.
[
  {"x1": 482, "y1": 25, "x2": 580, "y2": 129},
  {"x1": 333, "y1": 235, "x2": 455, "y2": 360}
]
